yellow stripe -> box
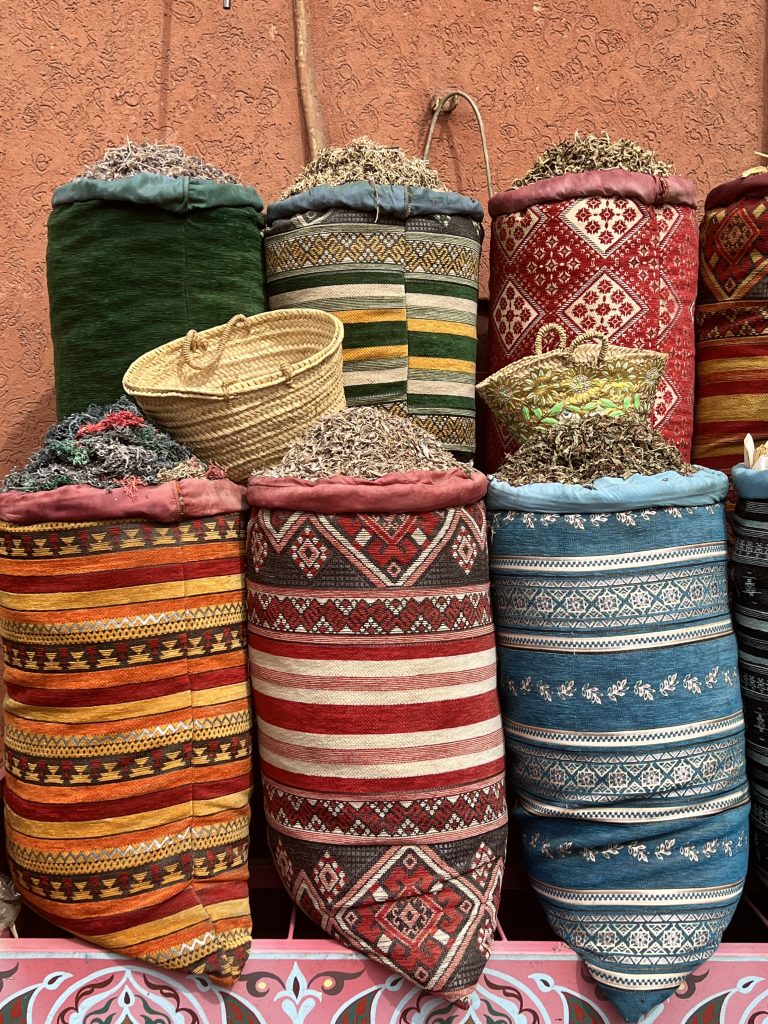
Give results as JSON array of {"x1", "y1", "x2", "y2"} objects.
[
  {"x1": 206, "y1": 898, "x2": 251, "y2": 923},
  {"x1": 409, "y1": 355, "x2": 476, "y2": 375},
  {"x1": 343, "y1": 344, "x2": 408, "y2": 363},
  {"x1": 697, "y1": 358, "x2": 768, "y2": 375},
  {"x1": 406, "y1": 318, "x2": 476, "y2": 338},
  {"x1": 5, "y1": 790, "x2": 250, "y2": 840},
  {"x1": 98, "y1": 907, "x2": 212, "y2": 948},
  {"x1": 695, "y1": 396, "x2": 768, "y2": 422},
  {"x1": 333, "y1": 309, "x2": 406, "y2": 325},
  {"x1": 5, "y1": 681, "x2": 247, "y2": 724},
  {"x1": 0, "y1": 573, "x2": 244, "y2": 611}
]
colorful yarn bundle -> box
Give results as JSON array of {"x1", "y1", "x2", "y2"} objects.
[{"x1": 3, "y1": 398, "x2": 224, "y2": 492}]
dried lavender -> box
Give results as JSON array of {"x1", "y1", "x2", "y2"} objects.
[
  {"x1": 513, "y1": 132, "x2": 674, "y2": 188},
  {"x1": 263, "y1": 406, "x2": 471, "y2": 480},
  {"x1": 3, "y1": 398, "x2": 223, "y2": 492},
  {"x1": 71, "y1": 141, "x2": 241, "y2": 185},
  {"x1": 495, "y1": 415, "x2": 695, "y2": 487},
  {"x1": 281, "y1": 137, "x2": 444, "y2": 198}
]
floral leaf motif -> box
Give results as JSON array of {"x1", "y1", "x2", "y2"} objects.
[
  {"x1": 582, "y1": 848, "x2": 597, "y2": 862},
  {"x1": 639, "y1": 510, "x2": 657, "y2": 520},
  {"x1": 681, "y1": 844, "x2": 699, "y2": 862},
  {"x1": 522, "y1": 512, "x2": 536, "y2": 530},
  {"x1": 660, "y1": 673, "x2": 678, "y2": 696},
  {"x1": 705, "y1": 667, "x2": 719, "y2": 688},
  {"x1": 634, "y1": 680, "x2": 654, "y2": 701},
  {"x1": 628, "y1": 842, "x2": 649, "y2": 862},
  {"x1": 654, "y1": 839, "x2": 675, "y2": 859},
  {"x1": 540, "y1": 514, "x2": 558, "y2": 526},
  {"x1": 538, "y1": 682, "x2": 553, "y2": 702},
  {"x1": 564, "y1": 514, "x2": 586, "y2": 530},
  {"x1": 582, "y1": 684, "x2": 602, "y2": 704},
  {"x1": 683, "y1": 674, "x2": 702, "y2": 695},
  {"x1": 556, "y1": 842, "x2": 573, "y2": 856},
  {"x1": 590, "y1": 513, "x2": 609, "y2": 525},
  {"x1": 616, "y1": 512, "x2": 637, "y2": 526},
  {"x1": 559, "y1": 680, "x2": 575, "y2": 699},
  {"x1": 520, "y1": 676, "x2": 532, "y2": 693},
  {"x1": 703, "y1": 840, "x2": 719, "y2": 858},
  {"x1": 602, "y1": 845, "x2": 621, "y2": 858},
  {"x1": 607, "y1": 678, "x2": 628, "y2": 701},
  {"x1": 541, "y1": 842, "x2": 553, "y2": 859},
  {"x1": 664, "y1": 506, "x2": 683, "y2": 518}
]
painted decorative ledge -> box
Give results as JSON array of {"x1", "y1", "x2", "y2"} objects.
[{"x1": 0, "y1": 940, "x2": 767, "y2": 1024}]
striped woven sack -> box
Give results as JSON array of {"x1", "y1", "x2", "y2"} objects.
[
  {"x1": 485, "y1": 170, "x2": 698, "y2": 470},
  {"x1": 264, "y1": 183, "x2": 483, "y2": 457},
  {"x1": 694, "y1": 175, "x2": 768, "y2": 474},
  {"x1": 0, "y1": 479, "x2": 253, "y2": 984},
  {"x1": 730, "y1": 464, "x2": 768, "y2": 889},
  {"x1": 246, "y1": 469, "x2": 507, "y2": 1006},
  {"x1": 487, "y1": 471, "x2": 749, "y2": 1021}
]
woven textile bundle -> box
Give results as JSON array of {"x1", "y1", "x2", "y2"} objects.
[
  {"x1": 730, "y1": 464, "x2": 768, "y2": 889},
  {"x1": 485, "y1": 170, "x2": 698, "y2": 470},
  {"x1": 694, "y1": 175, "x2": 768, "y2": 473},
  {"x1": 488, "y1": 471, "x2": 748, "y2": 1021},
  {"x1": 265, "y1": 182, "x2": 483, "y2": 457},
  {"x1": 0, "y1": 480, "x2": 253, "y2": 983},
  {"x1": 48, "y1": 170, "x2": 267, "y2": 418},
  {"x1": 246, "y1": 469, "x2": 507, "y2": 1005}
]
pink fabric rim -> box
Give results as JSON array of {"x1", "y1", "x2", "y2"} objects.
[
  {"x1": 705, "y1": 174, "x2": 768, "y2": 211},
  {"x1": 489, "y1": 170, "x2": 697, "y2": 216},
  {"x1": 0, "y1": 478, "x2": 248, "y2": 525},
  {"x1": 247, "y1": 469, "x2": 488, "y2": 514}
]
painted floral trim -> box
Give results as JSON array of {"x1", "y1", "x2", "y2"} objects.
[
  {"x1": 526, "y1": 830, "x2": 747, "y2": 864},
  {"x1": 502, "y1": 665, "x2": 737, "y2": 704},
  {"x1": 492, "y1": 506, "x2": 716, "y2": 532}
]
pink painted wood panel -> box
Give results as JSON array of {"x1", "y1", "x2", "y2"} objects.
[{"x1": 1, "y1": 939, "x2": 768, "y2": 1024}]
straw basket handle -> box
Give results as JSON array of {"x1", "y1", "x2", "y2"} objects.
[
  {"x1": 533, "y1": 323, "x2": 568, "y2": 355},
  {"x1": 534, "y1": 324, "x2": 610, "y2": 364},
  {"x1": 572, "y1": 327, "x2": 611, "y2": 365},
  {"x1": 181, "y1": 314, "x2": 250, "y2": 373}
]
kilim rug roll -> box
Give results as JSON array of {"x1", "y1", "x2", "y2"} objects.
[
  {"x1": 488, "y1": 470, "x2": 749, "y2": 1022},
  {"x1": 730, "y1": 464, "x2": 768, "y2": 889},
  {"x1": 694, "y1": 175, "x2": 768, "y2": 474},
  {"x1": 246, "y1": 469, "x2": 507, "y2": 1006},
  {"x1": 485, "y1": 171, "x2": 698, "y2": 471},
  {"x1": 48, "y1": 174, "x2": 267, "y2": 418},
  {"x1": 0, "y1": 479, "x2": 253, "y2": 985},
  {"x1": 264, "y1": 183, "x2": 483, "y2": 457}
]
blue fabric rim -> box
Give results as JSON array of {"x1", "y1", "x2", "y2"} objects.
[
  {"x1": 267, "y1": 181, "x2": 484, "y2": 223},
  {"x1": 732, "y1": 463, "x2": 768, "y2": 499},
  {"x1": 52, "y1": 173, "x2": 265, "y2": 215},
  {"x1": 487, "y1": 469, "x2": 728, "y2": 512}
]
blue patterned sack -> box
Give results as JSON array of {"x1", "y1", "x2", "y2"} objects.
[
  {"x1": 488, "y1": 470, "x2": 749, "y2": 1023},
  {"x1": 732, "y1": 464, "x2": 768, "y2": 889}
]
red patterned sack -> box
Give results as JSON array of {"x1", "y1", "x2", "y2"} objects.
[
  {"x1": 485, "y1": 170, "x2": 698, "y2": 470},
  {"x1": 694, "y1": 174, "x2": 768, "y2": 474},
  {"x1": 245, "y1": 470, "x2": 507, "y2": 1006}
]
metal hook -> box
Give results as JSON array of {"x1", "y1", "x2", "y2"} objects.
[{"x1": 223, "y1": 0, "x2": 231, "y2": 8}]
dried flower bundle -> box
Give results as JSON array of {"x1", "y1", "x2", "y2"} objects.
[
  {"x1": 72, "y1": 141, "x2": 241, "y2": 185},
  {"x1": 496, "y1": 415, "x2": 695, "y2": 487},
  {"x1": 513, "y1": 132, "x2": 674, "y2": 188},
  {"x1": 281, "y1": 137, "x2": 444, "y2": 198},
  {"x1": 263, "y1": 406, "x2": 471, "y2": 480}
]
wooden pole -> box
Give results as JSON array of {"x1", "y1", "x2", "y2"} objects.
[{"x1": 293, "y1": 0, "x2": 326, "y2": 159}]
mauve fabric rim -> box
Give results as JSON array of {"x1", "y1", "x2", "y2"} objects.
[
  {"x1": 0, "y1": 478, "x2": 247, "y2": 524},
  {"x1": 247, "y1": 468, "x2": 488, "y2": 514},
  {"x1": 705, "y1": 174, "x2": 768, "y2": 211},
  {"x1": 489, "y1": 170, "x2": 697, "y2": 216}
]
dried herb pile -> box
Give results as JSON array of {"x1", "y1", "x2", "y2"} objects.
[
  {"x1": 72, "y1": 141, "x2": 241, "y2": 184},
  {"x1": 495, "y1": 415, "x2": 695, "y2": 487},
  {"x1": 3, "y1": 398, "x2": 227, "y2": 492},
  {"x1": 263, "y1": 406, "x2": 471, "y2": 480},
  {"x1": 281, "y1": 137, "x2": 444, "y2": 198},
  {"x1": 513, "y1": 132, "x2": 674, "y2": 188}
]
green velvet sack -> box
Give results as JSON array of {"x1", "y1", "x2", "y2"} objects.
[{"x1": 47, "y1": 174, "x2": 267, "y2": 417}]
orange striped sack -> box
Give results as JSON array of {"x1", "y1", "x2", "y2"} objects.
[
  {"x1": 0, "y1": 479, "x2": 253, "y2": 984},
  {"x1": 695, "y1": 174, "x2": 768, "y2": 473},
  {"x1": 246, "y1": 469, "x2": 508, "y2": 1007}
]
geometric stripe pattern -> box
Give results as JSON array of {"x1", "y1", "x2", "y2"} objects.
[
  {"x1": 731, "y1": 493, "x2": 768, "y2": 891},
  {"x1": 247, "y1": 489, "x2": 506, "y2": 1006},
  {"x1": 694, "y1": 189, "x2": 768, "y2": 474},
  {"x1": 0, "y1": 509, "x2": 252, "y2": 986},
  {"x1": 486, "y1": 193, "x2": 697, "y2": 470},
  {"x1": 489, "y1": 486, "x2": 749, "y2": 1021},
  {"x1": 265, "y1": 207, "x2": 482, "y2": 456}
]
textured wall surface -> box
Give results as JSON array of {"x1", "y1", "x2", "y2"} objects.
[{"x1": 0, "y1": 0, "x2": 765, "y2": 476}]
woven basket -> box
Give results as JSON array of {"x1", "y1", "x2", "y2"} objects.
[
  {"x1": 123, "y1": 309, "x2": 345, "y2": 483},
  {"x1": 477, "y1": 324, "x2": 667, "y2": 444}
]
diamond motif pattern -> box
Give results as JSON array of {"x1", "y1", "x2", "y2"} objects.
[
  {"x1": 564, "y1": 271, "x2": 645, "y2": 338},
  {"x1": 561, "y1": 196, "x2": 645, "y2": 255}
]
